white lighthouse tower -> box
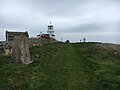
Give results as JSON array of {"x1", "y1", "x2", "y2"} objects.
[{"x1": 47, "y1": 21, "x2": 55, "y2": 38}]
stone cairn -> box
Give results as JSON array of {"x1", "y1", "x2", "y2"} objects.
[{"x1": 11, "y1": 35, "x2": 33, "y2": 64}]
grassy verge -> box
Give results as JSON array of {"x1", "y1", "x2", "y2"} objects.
[{"x1": 0, "y1": 43, "x2": 120, "y2": 90}]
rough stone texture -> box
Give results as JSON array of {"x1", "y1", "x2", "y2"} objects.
[
  {"x1": 11, "y1": 35, "x2": 33, "y2": 64},
  {"x1": 4, "y1": 49, "x2": 11, "y2": 55},
  {"x1": 28, "y1": 37, "x2": 57, "y2": 47}
]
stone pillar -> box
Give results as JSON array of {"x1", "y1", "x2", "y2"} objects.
[{"x1": 11, "y1": 35, "x2": 33, "y2": 64}]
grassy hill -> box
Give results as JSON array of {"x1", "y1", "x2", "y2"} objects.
[{"x1": 0, "y1": 42, "x2": 120, "y2": 90}]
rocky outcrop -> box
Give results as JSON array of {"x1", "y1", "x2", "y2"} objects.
[{"x1": 11, "y1": 35, "x2": 33, "y2": 64}]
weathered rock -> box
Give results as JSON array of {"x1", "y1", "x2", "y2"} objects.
[
  {"x1": 4, "y1": 49, "x2": 11, "y2": 55},
  {"x1": 11, "y1": 35, "x2": 33, "y2": 64}
]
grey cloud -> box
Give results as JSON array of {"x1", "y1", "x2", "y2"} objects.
[
  {"x1": 69, "y1": 22, "x2": 120, "y2": 33},
  {"x1": 0, "y1": 0, "x2": 120, "y2": 43}
]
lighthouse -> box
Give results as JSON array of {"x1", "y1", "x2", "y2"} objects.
[{"x1": 47, "y1": 21, "x2": 55, "y2": 38}]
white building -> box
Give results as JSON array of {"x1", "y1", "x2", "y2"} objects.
[{"x1": 47, "y1": 22, "x2": 55, "y2": 38}]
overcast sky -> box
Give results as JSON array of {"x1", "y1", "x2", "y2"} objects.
[{"x1": 0, "y1": 0, "x2": 120, "y2": 43}]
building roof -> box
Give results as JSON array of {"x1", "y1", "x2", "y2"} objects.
[
  {"x1": 6, "y1": 31, "x2": 29, "y2": 37},
  {"x1": 6, "y1": 31, "x2": 29, "y2": 41}
]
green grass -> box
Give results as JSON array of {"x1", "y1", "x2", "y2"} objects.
[{"x1": 0, "y1": 43, "x2": 120, "y2": 90}]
